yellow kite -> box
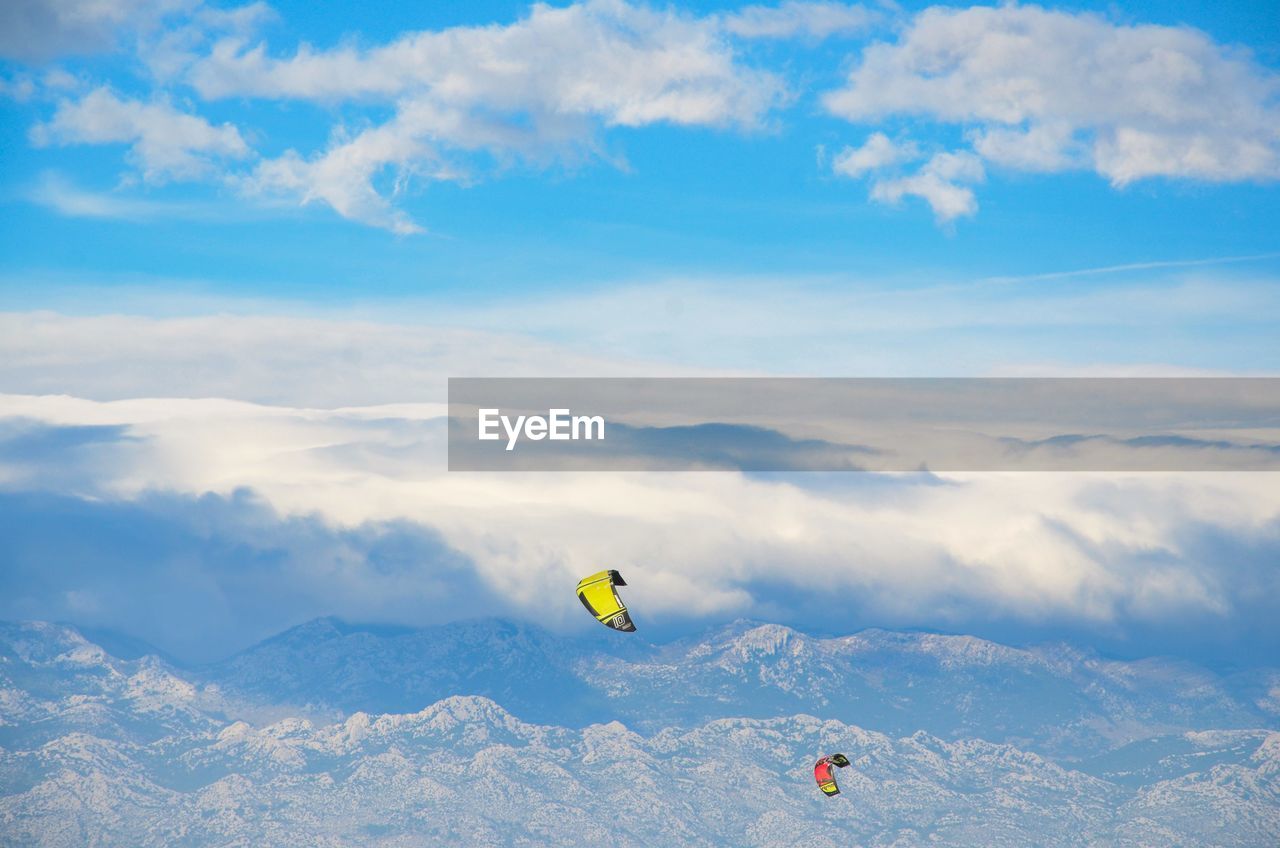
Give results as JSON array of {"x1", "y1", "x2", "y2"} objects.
[{"x1": 575, "y1": 570, "x2": 636, "y2": 632}]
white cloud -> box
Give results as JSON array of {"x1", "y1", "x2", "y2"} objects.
[
  {"x1": 26, "y1": 170, "x2": 241, "y2": 221},
  {"x1": 869, "y1": 150, "x2": 985, "y2": 222},
  {"x1": 190, "y1": 0, "x2": 780, "y2": 123},
  {"x1": 824, "y1": 4, "x2": 1280, "y2": 212},
  {"x1": 246, "y1": 126, "x2": 435, "y2": 236},
  {"x1": 142, "y1": 2, "x2": 276, "y2": 81},
  {"x1": 831, "y1": 132, "x2": 916, "y2": 177},
  {"x1": 1095, "y1": 126, "x2": 1280, "y2": 187},
  {"x1": 971, "y1": 122, "x2": 1079, "y2": 173},
  {"x1": 190, "y1": 0, "x2": 784, "y2": 231},
  {"x1": 720, "y1": 2, "x2": 877, "y2": 41},
  {"x1": 30, "y1": 87, "x2": 249, "y2": 182}
]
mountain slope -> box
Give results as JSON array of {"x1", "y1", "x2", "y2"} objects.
[
  {"x1": 206, "y1": 617, "x2": 614, "y2": 726},
  {"x1": 2, "y1": 620, "x2": 1278, "y2": 847},
  {"x1": 3, "y1": 690, "x2": 1278, "y2": 847}
]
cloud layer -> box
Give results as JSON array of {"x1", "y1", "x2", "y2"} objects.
[
  {"x1": 2, "y1": 266, "x2": 1278, "y2": 406},
  {"x1": 1, "y1": 390, "x2": 1277, "y2": 664}
]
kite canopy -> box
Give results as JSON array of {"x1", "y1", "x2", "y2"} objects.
[
  {"x1": 813, "y1": 753, "x2": 850, "y2": 796},
  {"x1": 576, "y1": 569, "x2": 636, "y2": 632}
]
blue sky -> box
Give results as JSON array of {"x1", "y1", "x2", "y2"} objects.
[
  {"x1": 0, "y1": 1, "x2": 1278, "y2": 663},
  {"x1": 1, "y1": 0, "x2": 1279, "y2": 308}
]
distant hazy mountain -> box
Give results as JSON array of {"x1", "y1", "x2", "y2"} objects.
[
  {"x1": 1, "y1": 619, "x2": 1277, "y2": 847},
  {"x1": 208, "y1": 616, "x2": 1279, "y2": 760},
  {"x1": 206, "y1": 617, "x2": 615, "y2": 727}
]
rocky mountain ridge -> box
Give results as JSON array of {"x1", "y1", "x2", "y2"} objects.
[{"x1": 1, "y1": 619, "x2": 1277, "y2": 846}]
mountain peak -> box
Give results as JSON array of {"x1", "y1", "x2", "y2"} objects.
[
  {"x1": 725, "y1": 622, "x2": 805, "y2": 655},
  {"x1": 0, "y1": 620, "x2": 94, "y2": 664}
]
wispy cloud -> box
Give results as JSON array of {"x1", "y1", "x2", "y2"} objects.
[
  {"x1": 26, "y1": 171, "x2": 211, "y2": 220},
  {"x1": 983, "y1": 252, "x2": 1280, "y2": 284},
  {"x1": 0, "y1": 311, "x2": 670, "y2": 405},
  {"x1": 2, "y1": 267, "x2": 1278, "y2": 405}
]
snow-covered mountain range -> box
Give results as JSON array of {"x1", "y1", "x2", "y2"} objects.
[{"x1": 2, "y1": 618, "x2": 1278, "y2": 846}]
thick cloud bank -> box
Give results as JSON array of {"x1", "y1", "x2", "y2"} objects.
[{"x1": 1, "y1": 393, "x2": 1277, "y2": 664}]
